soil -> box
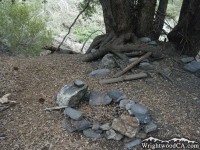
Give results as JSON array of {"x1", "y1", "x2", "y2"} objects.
[{"x1": 0, "y1": 51, "x2": 200, "y2": 150}]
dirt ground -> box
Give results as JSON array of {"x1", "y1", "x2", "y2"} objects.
[{"x1": 0, "y1": 51, "x2": 200, "y2": 150}]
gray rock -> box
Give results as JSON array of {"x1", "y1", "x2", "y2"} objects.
[
  {"x1": 99, "y1": 54, "x2": 116, "y2": 69},
  {"x1": 82, "y1": 92, "x2": 90, "y2": 101},
  {"x1": 40, "y1": 50, "x2": 51, "y2": 56},
  {"x1": 131, "y1": 103, "x2": 148, "y2": 115},
  {"x1": 140, "y1": 37, "x2": 151, "y2": 43},
  {"x1": 111, "y1": 114, "x2": 139, "y2": 138},
  {"x1": 89, "y1": 91, "x2": 112, "y2": 106},
  {"x1": 74, "y1": 80, "x2": 85, "y2": 87},
  {"x1": 64, "y1": 107, "x2": 83, "y2": 121},
  {"x1": 124, "y1": 139, "x2": 141, "y2": 149},
  {"x1": 135, "y1": 131, "x2": 147, "y2": 139},
  {"x1": 91, "y1": 49, "x2": 97, "y2": 53},
  {"x1": 148, "y1": 41, "x2": 157, "y2": 46},
  {"x1": 71, "y1": 119, "x2": 92, "y2": 131},
  {"x1": 139, "y1": 62, "x2": 153, "y2": 70},
  {"x1": 163, "y1": 68, "x2": 172, "y2": 76},
  {"x1": 119, "y1": 99, "x2": 136, "y2": 110},
  {"x1": 83, "y1": 129, "x2": 102, "y2": 139},
  {"x1": 89, "y1": 69, "x2": 110, "y2": 77},
  {"x1": 91, "y1": 61, "x2": 100, "y2": 69},
  {"x1": 56, "y1": 81, "x2": 88, "y2": 107},
  {"x1": 134, "y1": 114, "x2": 151, "y2": 124},
  {"x1": 62, "y1": 118, "x2": 76, "y2": 132},
  {"x1": 141, "y1": 58, "x2": 149, "y2": 63},
  {"x1": 100, "y1": 123, "x2": 111, "y2": 131},
  {"x1": 92, "y1": 122, "x2": 101, "y2": 131},
  {"x1": 107, "y1": 89, "x2": 126, "y2": 103},
  {"x1": 144, "y1": 122, "x2": 157, "y2": 133},
  {"x1": 181, "y1": 57, "x2": 194, "y2": 63},
  {"x1": 196, "y1": 52, "x2": 200, "y2": 62},
  {"x1": 105, "y1": 129, "x2": 124, "y2": 141},
  {"x1": 125, "y1": 103, "x2": 133, "y2": 110},
  {"x1": 56, "y1": 49, "x2": 73, "y2": 54},
  {"x1": 129, "y1": 57, "x2": 138, "y2": 62},
  {"x1": 183, "y1": 60, "x2": 200, "y2": 72},
  {"x1": 195, "y1": 69, "x2": 200, "y2": 78},
  {"x1": 115, "y1": 95, "x2": 128, "y2": 103}
]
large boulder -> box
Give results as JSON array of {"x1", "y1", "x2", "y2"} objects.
[{"x1": 56, "y1": 80, "x2": 88, "y2": 107}]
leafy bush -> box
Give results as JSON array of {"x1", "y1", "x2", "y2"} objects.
[{"x1": 0, "y1": 1, "x2": 52, "y2": 56}]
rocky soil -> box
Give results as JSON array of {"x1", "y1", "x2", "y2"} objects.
[{"x1": 0, "y1": 50, "x2": 200, "y2": 150}]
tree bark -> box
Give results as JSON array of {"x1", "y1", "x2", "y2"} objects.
[
  {"x1": 168, "y1": 0, "x2": 200, "y2": 56},
  {"x1": 151, "y1": 0, "x2": 168, "y2": 40},
  {"x1": 83, "y1": 0, "x2": 158, "y2": 62}
]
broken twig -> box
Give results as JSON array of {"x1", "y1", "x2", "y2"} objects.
[
  {"x1": 44, "y1": 106, "x2": 68, "y2": 111},
  {"x1": 99, "y1": 73, "x2": 148, "y2": 84}
]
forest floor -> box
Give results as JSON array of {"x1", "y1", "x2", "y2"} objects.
[{"x1": 0, "y1": 49, "x2": 200, "y2": 150}]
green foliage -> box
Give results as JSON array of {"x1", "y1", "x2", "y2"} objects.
[
  {"x1": 0, "y1": 1, "x2": 53, "y2": 56},
  {"x1": 73, "y1": 23, "x2": 104, "y2": 43},
  {"x1": 78, "y1": 0, "x2": 100, "y2": 19}
]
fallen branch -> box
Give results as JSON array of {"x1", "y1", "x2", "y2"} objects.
[
  {"x1": 114, "y1": 52, "x2": 152, "y2": 77},
  {"x1": 44, "y1": 106, "x2": 68, "y2": 111},
  {"x1": 57, "y1": 0, "x2": 91, "y2": 51},
  {"x1": 99, "y1": 73, "x2": 148, "y2": 84}
]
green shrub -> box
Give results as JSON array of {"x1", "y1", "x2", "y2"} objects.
[{"x1": 0, "y1": 1, "x2": 52, "y2": 56}]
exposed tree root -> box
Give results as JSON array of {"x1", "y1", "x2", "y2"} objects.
[{"x1": 82, "y1": 33, "x2": 158, "y2": 62}]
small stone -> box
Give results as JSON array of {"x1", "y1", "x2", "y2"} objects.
[
  {"x1": 140, "y1": 37, "x2": 151, "y2": 43},
  {"x1": 139, "y1": 62, "x2": 153, "y2": 70},
  {"x1": 92, "y1": 122, "x2": 101, "y2": 131},
  {"x1": 99, "y1": 54, "x2": 116, "y2": 69},
  {"x1": 112, "y1": 114, "x2": 139, "y2": 138},
  {"x1": 183, "y1": 60, "x2": 200, "y2": 72},
  {"x1": 119, "y1": 99, "x2": 136, "y2": 110},
  {"x1": 141, "y1": 58, "x2": 149, "y2": 63},
  {"x1": 124, "y1": 139, "x2": 141, "y2": 149},
  {"x1": 62, "y1": 118, "x2": 76, "y2": 132},
  {"x1": 134, "y1": 114, "x2": 151, "y2": 124},
  {"x1": 71, "y1": 119, "x2": 92, "y2": 131},
  {"x1": 56, "y1": 49, "x2": 73, "y2": 54},
  {"x1": 100, "y1": 123, "x2": 111, "y2": 131},
  {"x1": 74, "y1": 80, "x2": 84, "y2": 87},
  {"x1": 83, "y1": 129, "x2": 102, "y2": 139},
  {"x1": 163, "y1": 68, "x2": 172, "y2": 76},
  {"x1": 89, "y1": 91, "x2": 112, "y2": 106},
  {"x1": 64, "y1": 107, "x2": 83, "y2": 121},
  {"x1": 107, "y1": 89, "x2": 126, "y2": 103},
  {"x1": 40, "y1": 50, "x2": 51, "y2": 56},
  {"x1": 105, "y1": 129, "x2": 124, "y2": 141},
  {"x1": 116, "y1": 95, "x2": 128, "y2": 103},
  {"x1": 89, "y1": 69, "x2": 110, "y2": 77},
  {"x1": 144, "y1": 122, "x2": 157, "y2": 133},
  {"x1": 195, "y1": 69, "x2": 200, "y2": 78},
  {"x1": 125, "y1": 103, "x2": 132, "y2": 110},
  {"x1": 131, "y1": 103, "x2": 148, "y2": 115},
  {"x1": 129, "y1": 57, "x2": 138, "y2": 62},
  {"x1": 181, "y1": 57, "x2": 194, "y2": 63},
  {"x1": 91, "y1": 49, "x2": 97, "y2": 53},
  {"x1": 135, "y1": 131, "x2": 147, "y2": 139},
  {"x1": 148, "y1": 41, "x2": 157, "y2": 46}
]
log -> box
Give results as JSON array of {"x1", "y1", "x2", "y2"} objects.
[
  {"x1": 114, "y1": 52, "x2": 152, "y2": 77},
  {"x1": 99, "y1": 73, "x2": 148, "y2": 84}
]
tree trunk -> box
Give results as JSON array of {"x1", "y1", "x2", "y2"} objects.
[
  {"x1": 151, "y1": 0, "x2": 168, "y2": 40},
  {"x1": 168, "y1": 0, "x2": 200, "y2": 56},
  {"x1": 83, "y1": 0, "x2": 158, "y2": 62}
]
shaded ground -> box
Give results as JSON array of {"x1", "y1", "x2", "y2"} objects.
[{"x1": 0, "y1": 51, "x2": 200, "y2": 150}]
